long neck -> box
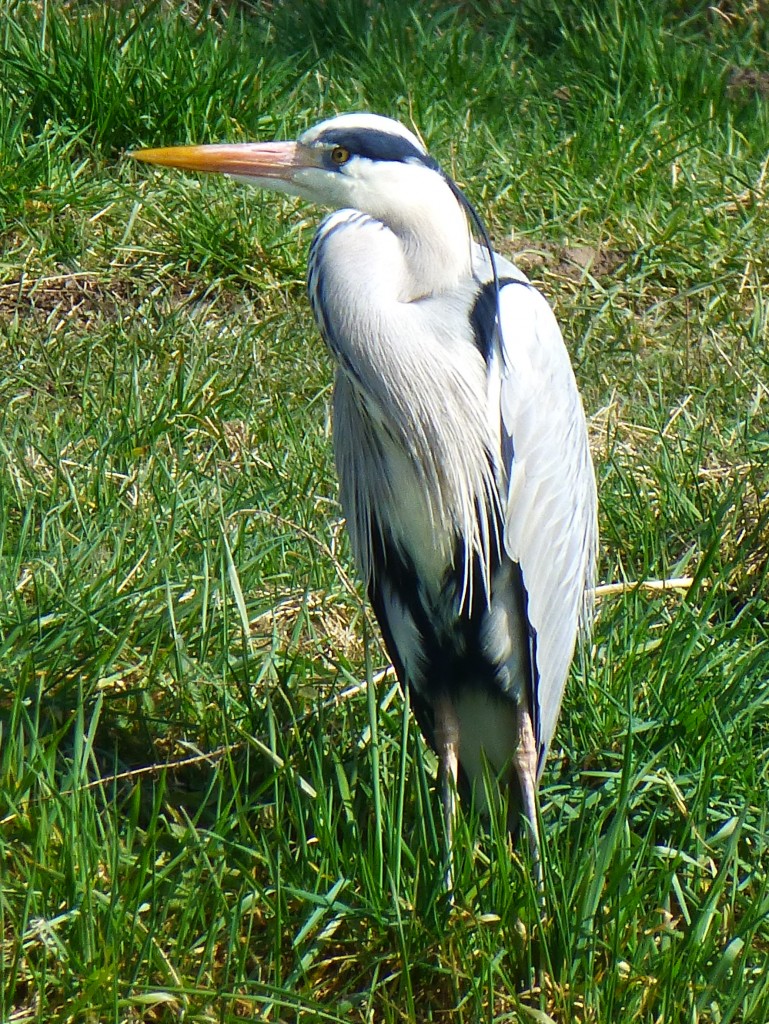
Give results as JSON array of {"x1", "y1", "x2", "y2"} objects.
[
  {"x1": 390, "y1": 193, "x2": 473, "y2": 299},
  {"x1": 309, "y1": 205, "x2": 474, "y2": 372},
  {"x1": 367, "y1": 173, "x2": 472, "y2": 299}
]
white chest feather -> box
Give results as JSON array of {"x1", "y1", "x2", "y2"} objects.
[{"x1": 376, "y1": 430, "x2": 456, "y2": 589}]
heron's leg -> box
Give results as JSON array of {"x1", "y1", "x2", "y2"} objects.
[
  {"x1": 513, "y1": 703, "x2": 543, "y2": 892},
  {"x1": 434, "y1": 695, "x2": 460, "y2": 893}
]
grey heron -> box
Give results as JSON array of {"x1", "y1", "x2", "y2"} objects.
[{"x1": 133, "y1": 113, "x2": 598, "y2": 888}]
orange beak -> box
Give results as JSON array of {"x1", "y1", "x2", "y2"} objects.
[{"x1": 129, "y1": 141, "x2": 319, "y2": 185}]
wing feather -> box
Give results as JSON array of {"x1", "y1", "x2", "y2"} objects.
[{"x1": 496, "y1": 280, "x2": 597, "y2": 770}]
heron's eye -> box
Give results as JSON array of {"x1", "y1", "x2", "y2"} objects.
[{"x1": 330, "y1": 146, "x2": 351, "y2": 166}]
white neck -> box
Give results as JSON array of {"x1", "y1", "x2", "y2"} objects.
[
  {"x1": 379, "y1": 177, "x2": 472, "y2": 299},
  {"x1": 306, "y1": 159, "x2": 474, "y2": 301}
]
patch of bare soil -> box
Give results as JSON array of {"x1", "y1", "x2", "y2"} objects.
[
  {"x1": 495, "y1": 238, "x2": 629, "y2": 282},
  {"x1": 0, "y1": 270, "x2": 255, "y2": 328},
  {"x1": 727, "y1": 66, "x2": 769, "y2": 98},
  {"x1": 0, "y1": 271, "x2": 124, "y2": 325}
]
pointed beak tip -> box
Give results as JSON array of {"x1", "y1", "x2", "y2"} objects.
[
  {"x1": 129, "y1": 146, "x2": 184, "y2": 168},
  {"x1": 128, "y1": 147, "x2": 169, "y2": 169},
  {"x1": 127, "y1": 141, "x2": 312, "y2": 190}
]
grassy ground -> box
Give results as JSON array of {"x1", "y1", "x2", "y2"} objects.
[{"x1": 1, "y1": 0, "x2": 768, "y2": 1020}]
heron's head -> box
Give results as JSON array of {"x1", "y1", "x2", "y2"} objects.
[{"x1": 132, "y1": 113, "x2": 464, "y2": 240}]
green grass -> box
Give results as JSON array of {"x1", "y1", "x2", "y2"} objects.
[{"x1": 1, "y1": 0, "x2": 768, "y2": 1020}]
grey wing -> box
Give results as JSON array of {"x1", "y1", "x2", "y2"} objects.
[{"x1": 496, "y1": 279, "x2": 598, "y2": 774}]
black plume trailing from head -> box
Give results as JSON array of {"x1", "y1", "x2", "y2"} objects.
[{"x1": 444, "y1": 176, "x2": 503, "y2": 348}]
